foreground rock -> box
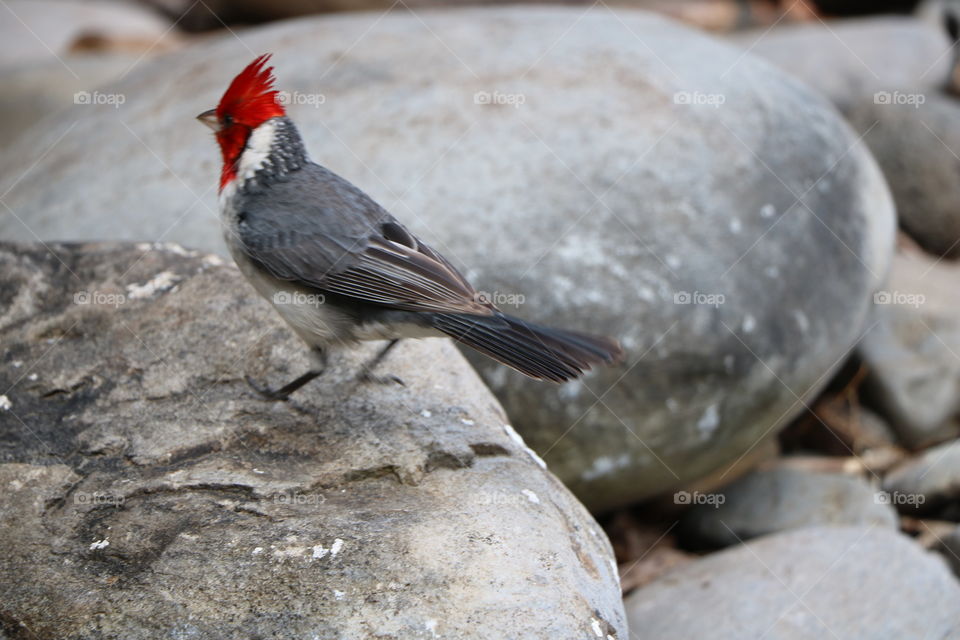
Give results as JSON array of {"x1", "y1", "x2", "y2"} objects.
[
  {"x1": 0, "y1": 242, "x2": 625, "y2": 639},
  {"x1": 0, "y1": 7, "x2": 895, "y2": 510},
  {"x1": 680, "y1": 467, "x2": 897, "y2": 548},
  {"x1": 727, "y1": 17, "x2": 952, "y2": 115},
  {"x1": 859, "y1": 237, "x2": 960, "y2": 447},
  {"x1": 625, "y1": 526, "x2": 960, "y2": 638}
]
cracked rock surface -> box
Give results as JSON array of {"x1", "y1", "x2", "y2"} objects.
[{"x1": 0, "y1": 242, "x2": 626, "y2": 639}]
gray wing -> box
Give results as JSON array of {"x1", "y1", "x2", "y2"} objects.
[{"x1": 236, "y1": 163, "x2": 492, "y2": 315}]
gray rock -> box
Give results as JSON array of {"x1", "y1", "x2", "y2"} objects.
[
  {"x1": 727, "y1": 17, "x2": 952, "y2": 116},
  {"x1": 851, "y1": 405, "x2": 901, "y2": 452},
  {"x1": 0, "y1": 55, "x2": 137, "y2": 147},
  {"x1": 0, "y1": 242, "x2": 625, "y2": 639},
  {"x1": 859, "y1": 239, "x2": 960, "y2": 447},
  {"x1": 0, "y1": 0, "x2": 179, "y2": 67},
  {"x1": 0, "y1": 1, "x2": 180, "y2": 145},
  {"x1": 625, "y1": 526, "x2": 960, "y2": 639},
  {"x1": 848, "y1": 92, "x2": 960, "y2": 258},
  {"x1": 883, "y1": 439, "x2": 960, "y2": 513},
  {"x1": 680, "y1": 467, "x2": 898, "y2": 548},
  {"x1": 0, "y1": 7, "x2": 895, "y2": 511},
  {"x1": 937, "y1": 526, "x2": 960, "y2": 577}
]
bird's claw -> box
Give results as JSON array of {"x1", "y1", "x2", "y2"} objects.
[
  {"x1": 357, "y1": 371, "x2": 405, "y2": 386},
  {"x1": 245, "y1": 375, "x2": 292, "y2": 401}
]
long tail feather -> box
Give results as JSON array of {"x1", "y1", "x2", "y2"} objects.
[{"x1": 431, "y1": 312, "x2": 624, "y2": 382}]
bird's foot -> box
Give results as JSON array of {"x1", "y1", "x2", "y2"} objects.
[
  {"x1": 245, "y1": 368, "x2": 324, "y2": 401},
  {"x1": 357, "y1": 370, "x2": 405, "y2": 386},
  {"x1": 245, "y1": 375, "x2": 293, "y2": 401},
  {"x1": 355, "y1": 339, "x2": 404, "y2": 386}
]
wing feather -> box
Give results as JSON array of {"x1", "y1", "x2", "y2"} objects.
[{"x1": 235, "y1": 163, "x2": 490, "y2": 315}]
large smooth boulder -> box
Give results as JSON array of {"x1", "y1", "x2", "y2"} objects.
[
  {"x1": 0, "y1": 7, "x2": 895, "y2": 511},
  {"x1": 0, "y1": 242, "x2": 626, "y2": 639},
  {"x1": 0, "y1": 55, "x2": 139, "y2": 147},
  {"x1": 625, "y1": 526, "x2": 960, "y2": 639}
]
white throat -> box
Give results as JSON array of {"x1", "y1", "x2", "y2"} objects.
[{"x1": 219, "y1": 119, "x2": 279, "y2": 205}]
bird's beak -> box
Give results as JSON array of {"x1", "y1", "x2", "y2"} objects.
[{"x1": 196, "y1": 109, "x2": 220, "y2": 132}]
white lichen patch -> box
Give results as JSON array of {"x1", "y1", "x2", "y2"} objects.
[
  {"x1": 697, "y1": 404, "x2": 720, "y2": 437},
  {"x1": 89, "y1": 538, "x2": 109, "y2": 550},
  {"x1": 312, "y1": 538, "x2": 344, "y2": 560},
  {"x1": 0, "y1": 395, "x2": 11, "y2": 411},
  {"x1": 581, "y1": 453, "x2": 630, "y2": 481},
  {"x1": 273, "y1": 545, "x2": 308, "y2": 560},
  {"x1": 502, "y1": 424, "x2": 547, "y2": 469},
  {"x1": 590, "y1": 617, "x2": 603, "y2": 637},
  {"x1": 126, "y1": 270, "x2": 180, "y2": 299},
  {"x1": 521, "y1": 489, "x2": 540, "y2": 504}
]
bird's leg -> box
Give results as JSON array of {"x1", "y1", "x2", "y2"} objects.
[
  {"x1": 246, "y1": 348, "x2": 327, "y2": 401},
  {"x1": 357, "y1": 339, "x2": 404, "y2": 385}
]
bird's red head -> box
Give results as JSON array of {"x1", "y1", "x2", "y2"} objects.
[{"x1": 197, "y1": 54, "x2": 286, "y2": 190}]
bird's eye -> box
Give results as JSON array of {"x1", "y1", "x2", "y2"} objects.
[{"x1": 223, "y1": 114, "x2": 234, "y2": 127}]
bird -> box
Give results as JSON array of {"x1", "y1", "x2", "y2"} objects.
[{"x1": 197, "y1": 54, "x2": 624, "y2": 400}]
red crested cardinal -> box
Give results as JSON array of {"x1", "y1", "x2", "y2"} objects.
[{"x1": 198, "y1": 54, "x2": 624, "y2": 400}]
